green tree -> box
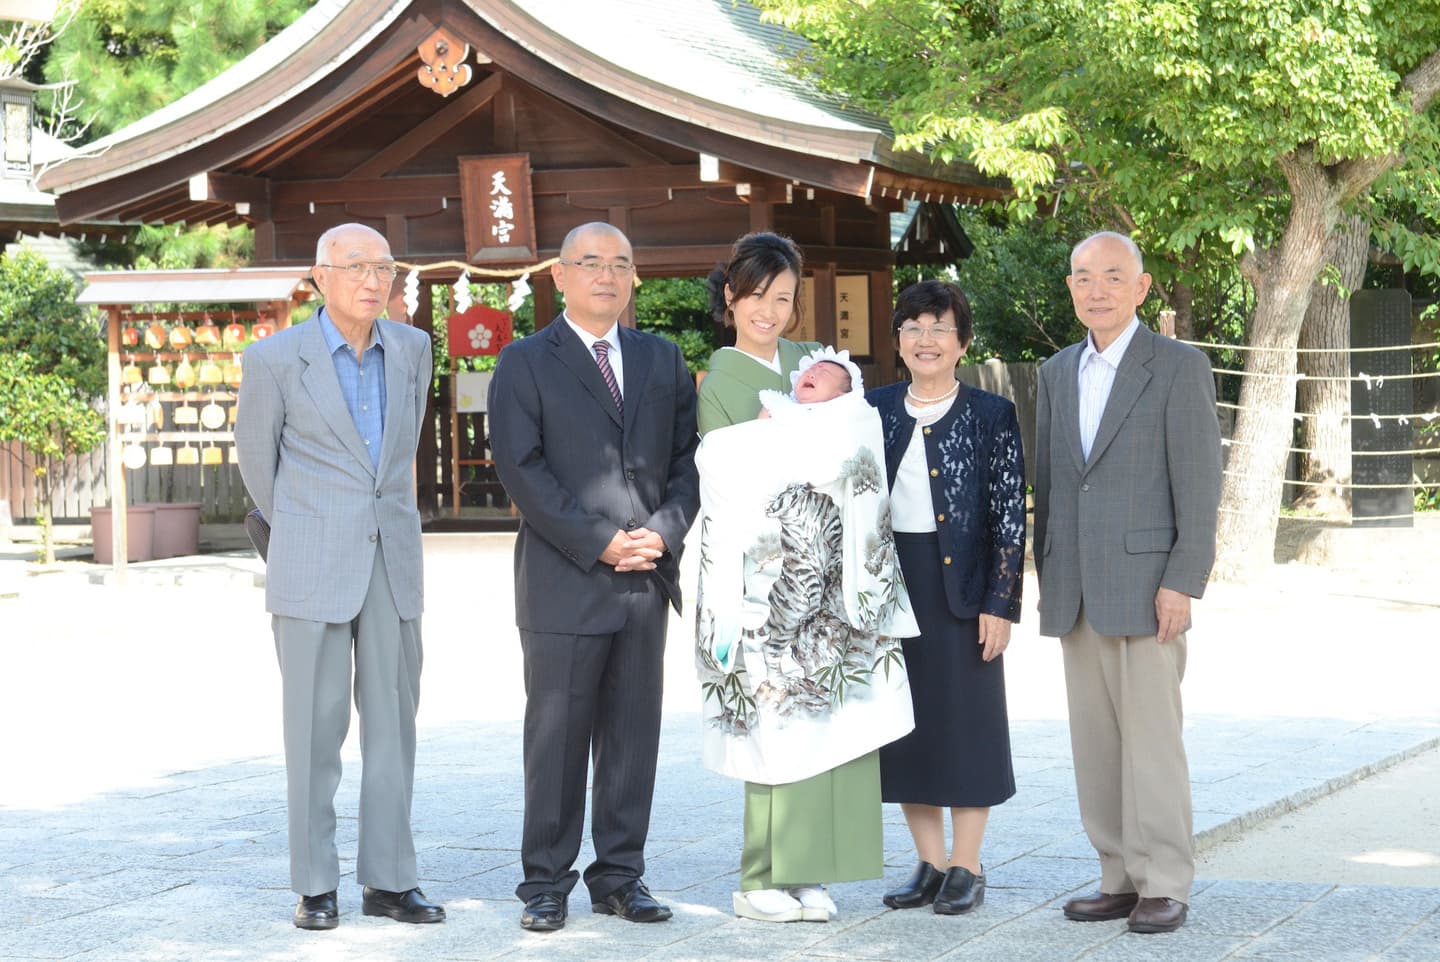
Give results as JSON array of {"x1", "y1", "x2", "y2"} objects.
[
  {"x1": 40, "y1": 0, "x2": 312, "y2": 139},
  {"x1": 0, "y1": 354, "x2": 105, "y2": 565},
  {"x1": 757, "y1": 0, "x2": 1440, "y2": 576},
  {"x1": 0, "y1": 249, "x2": 105, "y2": 398}
]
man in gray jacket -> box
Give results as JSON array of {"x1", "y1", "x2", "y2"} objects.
[
  {"x1": 236, "y1": 223, "x2": 443, "y2": 930},
  {"x1": 1033, "y1": 232, "x2": 1222, "y2": 934}
]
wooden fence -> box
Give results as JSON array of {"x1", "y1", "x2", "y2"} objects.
[{"x1": 2, "y1": 440, "x2": 252, "y2": 524}]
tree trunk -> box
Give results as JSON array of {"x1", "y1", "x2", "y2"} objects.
[
  {"x1": 1214, "y1": 155, "x2": 1341, "y2": 579},
  {"x1": 1292, "y1": 213, "x2": 1365, "y2": 515},
  {"x1": 1168, "y1": 279, "x2": 1196, "y2": 342}
]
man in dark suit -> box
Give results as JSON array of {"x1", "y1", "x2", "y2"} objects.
[
  {"x1": 488, "y1": 222, "x2": 700, "y2": 932},
  {"x1": 1032, "y1": 232, "x2": 1221, "y2": 934}
]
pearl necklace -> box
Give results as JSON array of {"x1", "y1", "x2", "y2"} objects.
[{"x1": 906, "y1": 380, "x2": 959, "y2": 405}]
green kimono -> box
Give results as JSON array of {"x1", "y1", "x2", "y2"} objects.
[
  {"x1": 697, "y1": 337, "x2": 884, "y2": 891},
  {"x1": 697, "y1": 340, "x2": 819, "y2": 436}
]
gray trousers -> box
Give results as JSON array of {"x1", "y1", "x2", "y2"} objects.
[
  {"x1": 1061, "y1": 605, "x2": 1193, "y2": 903},
  {"x1": 273, "y1": 541, "x2": 422, "y2": 896}
]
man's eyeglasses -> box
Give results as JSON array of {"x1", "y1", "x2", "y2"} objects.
[
  {"x1": 561, "y1": 260, "x2": 635, "y2": 278},
  {"x1": 897, "y1": 324, "x2": 958, "y2": 340},
  {"x1": 319, "y1": 262, "x2": 399, "y2": 282}
]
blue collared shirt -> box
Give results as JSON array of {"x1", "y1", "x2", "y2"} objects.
[{"x1": 317, "y1": 308, "x2": 386, "y2": 470}]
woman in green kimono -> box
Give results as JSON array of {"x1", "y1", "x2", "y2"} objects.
[
  {"x1": 699, "y1": 232, "x2": 883, "y2": 923},
  {"x1": 698, "y1": 233, "x2": 820, "y2": 434}
]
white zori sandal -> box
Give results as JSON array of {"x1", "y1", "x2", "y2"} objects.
[
  {"x1": 732, "y1": 888, "x2": 803, "y2": 922},
  {"x1": 787, "y1": 885, "x2": 836, "y2": 922}
]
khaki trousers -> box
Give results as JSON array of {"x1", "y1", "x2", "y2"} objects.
[{"x1": 1061, "y1": 607, "x2": 1193, "y2": 903}]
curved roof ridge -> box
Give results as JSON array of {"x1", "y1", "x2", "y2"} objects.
[{"x1": 40, "y1": 0, "x2": 408, "y2": 192}]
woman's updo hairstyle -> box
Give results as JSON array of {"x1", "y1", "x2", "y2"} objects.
[
  {"x1": 706, "y1": 232, "x2": 804, "y2": 328},
  {"x1": 892, "y1": 279, "x2": 974, "y2": 349}
]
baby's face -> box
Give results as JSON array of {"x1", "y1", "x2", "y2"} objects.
[{"x1": 793, "y1": 360, "x2": 852, "y2": 404}]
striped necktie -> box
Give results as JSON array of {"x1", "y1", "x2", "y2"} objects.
[{"x1": 593, "y1": 339, "x2": 623, "y2": 416}]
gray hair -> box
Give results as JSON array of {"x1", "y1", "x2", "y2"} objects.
[
  {"x1": 1071, "y1": 231, "x2": 1144, "y2": 273},
  {"x1": 315, "y1": 223, "x2": 387, "y2": 266}
]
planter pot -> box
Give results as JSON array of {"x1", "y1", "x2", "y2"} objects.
[
  {"x1": 151, "y1": 502, "x2": 202, "y2": 558},
  {"x1": 90, "y1": 504, "x2": 157, "y2": 563}
]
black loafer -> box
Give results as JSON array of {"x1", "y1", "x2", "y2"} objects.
[
  {"x1": 361, "y1": 886, "x2": 446, "y2": 923},
  {"x1": 591, "y1": 879, "x2": 673, "y2": 922},
  {"x1": 933, "y1": 866, "x2": 985, "y2": 915},
  {"x1": 883, "y1": 860, "x2": 946, "y2": 909},
  {"x1": 520, "y1": 891, "x2": 568, "y2": 931},
  {"x1": 293, "y1": 890, "x2": 338, "y2": 930}
]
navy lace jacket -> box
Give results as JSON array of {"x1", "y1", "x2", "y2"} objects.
[{"x1": 867, "y1": 381, "x2": 1026, "y2": 622}]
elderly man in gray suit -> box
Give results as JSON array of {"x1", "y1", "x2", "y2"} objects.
[
  {"x1": 1033, "y1": 232, "x2": 1222, "y2": 935},
  {"x1": 488, "y1": 222, "x2": 700, "y2": 933},
  {"x1": 236, "y1": 223, "x2": 444, "y2": 930}
]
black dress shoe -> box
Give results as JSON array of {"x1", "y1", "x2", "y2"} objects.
[
  {"x1": 883, "y1": 860, "x2": 946, "y2": 909},
  {"x1": 293, "y1": 890, "x2": 338, "y2": 930},
  {"x1": 933, "y1": 866, "x2": 985, "y2": 915},
  {"x1": 361, "y1": 886, "x2": 446, "y2": 923},
  {"x1": 520, "y1": 891, "x2": 568, "y2": 931},
  {"x1": 591, "y1": 879, "x2": 673, "y2": 922}
]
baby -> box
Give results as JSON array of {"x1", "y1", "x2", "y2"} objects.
[{"x1": 758, "y1": 346, "x2": 863, "y2": 418}]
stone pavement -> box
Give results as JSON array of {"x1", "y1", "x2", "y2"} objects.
[{"x1": 1, "y1": 531, "x2": 1438, "y2": 961}]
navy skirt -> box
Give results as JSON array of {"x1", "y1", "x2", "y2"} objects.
[{"x1": 880, "y1": 531, "x2": 1016, "y2": 808}]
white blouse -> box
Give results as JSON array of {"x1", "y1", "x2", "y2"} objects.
[{"x1": 890, "y1": 394, "x2": 957, "y2": 533}]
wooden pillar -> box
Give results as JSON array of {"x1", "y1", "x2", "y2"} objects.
[
  {"x1": 254, "y1": 220, "x2": 276, "y2": 263},
  {"x1": 748, "y1": 187, "x2": 773, "y2": 232},
  {"x1": 609, "y1": 205, "x2": 636, "y2": 328},
  {"x1": 103, "y1": 305, "x2": 128, "y2": 584},
  {"x1": 414, "y1": 282, "x2": 439, "y2": 518},
  {"x1": 812, "y1": 263, "x2": 837, "y2": 347},
  {"x1": 533, "y1": 272, "x2": 556, "y2": 329},
  {"x1": 870, "y1": 268, "x2": 897, "y2": 385}
]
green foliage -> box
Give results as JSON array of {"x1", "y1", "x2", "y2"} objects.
[
  {"x1": 0, "y1": 352, "x2": 106, "y2": 561},
  {"x1": 0, "y1": 249, "x2": 105, "y2": 398},
  {"x1": 633, "y1": 277, "x2": 716, "y2": 374},
  {"x1": 756, "y1": 0, "x2": 1440, "y2": 286},
  {"x1": 948, "y1": 207, "x2": 1083, "y2": 362},
  {"x1": 40, "y1": 0, "x2": 313, "y2": 139},
  {"x1": 0, "y1": 354, "x2": 105, "y2": 462}
]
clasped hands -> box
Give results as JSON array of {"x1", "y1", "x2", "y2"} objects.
[{"x1": 600, "y1": 527, "x2": 667, "y2": 572}]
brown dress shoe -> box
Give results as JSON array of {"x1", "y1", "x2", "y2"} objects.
[
  {"x1": 1062, "y1": 890, "x2": 1140, "y2": 921},
  {"x1": 1128, "y1": 896, "x2": 1187, "y2": 933}
]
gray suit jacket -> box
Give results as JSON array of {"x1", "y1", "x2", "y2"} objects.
[
  {"x1": 235, "y1": 313, "x2": 433, "y2": 623},
  {"x1": 1033, "y1": 324, "x2": 1221, "y2": 638}
]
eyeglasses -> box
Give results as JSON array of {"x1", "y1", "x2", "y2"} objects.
[
  {"x1": 319, "y1": 262, "x2": 399, "y2": 282},
  {"x1": 561, "y1": 260, "x2": 635, "y2": 278},
  {"x1": 897, "y1": 324, "x2": 958, "y2": 340}
]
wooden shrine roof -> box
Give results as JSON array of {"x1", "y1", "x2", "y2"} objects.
[{"x1": 37, "y1": 0, "x2": 1004, "y2": 227}]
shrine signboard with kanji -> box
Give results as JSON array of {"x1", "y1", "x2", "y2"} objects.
[{"x1": 459, "y1": 153, "x2": 537, "y2": 262}]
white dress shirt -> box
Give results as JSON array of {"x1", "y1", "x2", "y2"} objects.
[
  {"x1": 564, "y1": 313, "x2": 623, "y2": 397},
  {"x1": 1077, "y1": 317, "x2": 1141, "y2": 461}
]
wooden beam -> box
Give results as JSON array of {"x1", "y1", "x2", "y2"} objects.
[
  {"x1": 812, "y1": 263, "x2": 837, "y2": 346},
  {"x1": 870, "y1": 269, "x2": 896, "y2": 384},
  {"x1": 748, "y1": 186, "x2": 772, "y2": 232},
  {"x1": 274, "y1": 174, "x2": 458, "y2": 204},
  {"x1": 565, "y1": 188, "x2": 671, "y2": 211},
  {"x1": 189, "y1": 171, "x2": 271, "y2": 205},
  {"x1": 493, "y1": 88, "x2": 517, "y2": 152},
  {"x1": 348, "y1": 71, "x2": 504, "y2": 180},
  {"x1": 509, "y1": 85, "x2": 669, "y2": 167}
]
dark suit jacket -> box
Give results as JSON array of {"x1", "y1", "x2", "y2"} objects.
[
  {"x1": 1032, "y1": 324, "x2": 1222, "y2": 638},
  {"x1": 868, "y1": 382, "x2": 1027, "y2": 622},
  {"x1": 487, "y1": 316, "x2": 701, "y2": 634}
]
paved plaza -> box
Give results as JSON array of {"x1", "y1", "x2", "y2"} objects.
[{"x1": 1, "y1": 530, "x2": 1438, "y2": 961}]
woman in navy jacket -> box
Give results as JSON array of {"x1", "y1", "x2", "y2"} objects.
[{"x1": 866, "y1": 280, "x2": 1026, "y2": 915}]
